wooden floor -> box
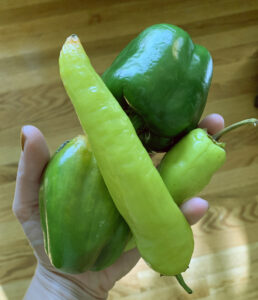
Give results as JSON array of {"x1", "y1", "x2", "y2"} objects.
[{"x1": 0, "y1": 0, "x2": 258, "y2": 299}]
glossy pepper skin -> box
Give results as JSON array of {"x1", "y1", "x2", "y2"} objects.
[
  {"x1": 159, "y1": 129, "x2": 226, "y2": 206},
  {"x1": 39, "y1": 135, "x2": 131, "y2": 273},
  {"x1": 102, "y1": 24, "x2": 213, "y2": 152},
  {"x1": 59, "y1": 35, "x2": 194, "y2": 276}
]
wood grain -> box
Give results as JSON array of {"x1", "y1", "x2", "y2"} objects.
[{"x1": 0, "y1": 0, "x2": 257, "y2": 299}]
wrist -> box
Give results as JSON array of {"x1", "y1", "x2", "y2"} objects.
[{"x1": 24, "y1": 264, "x2": 106, "y2": 300}]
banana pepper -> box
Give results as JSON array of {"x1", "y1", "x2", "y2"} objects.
[{"x1": 59, "y1": 35, "x2": 194, "y2": 276}]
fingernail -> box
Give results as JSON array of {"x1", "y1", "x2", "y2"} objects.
[{"x1": 20, "y1": 127, "x2": 26, "y2": 151}]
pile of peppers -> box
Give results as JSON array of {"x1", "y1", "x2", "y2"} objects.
[{"x1": 39, "y1": 24, "x2": 257, "y2": 294}]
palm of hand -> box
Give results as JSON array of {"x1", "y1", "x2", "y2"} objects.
[
  {"x1": 13, "y1": 114, "x2": 223, "y2": 298},
  {"x1": 14, "y1": 127, "x2": 141, "y2": 298}
]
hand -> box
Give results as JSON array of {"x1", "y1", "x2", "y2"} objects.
[{"x1": 13, "y1": 113, "x2": 224, "y2": 300}]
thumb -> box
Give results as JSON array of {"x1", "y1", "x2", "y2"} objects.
[{"x1": 13, "y1": 125, "x2": 50, "y2": 224}]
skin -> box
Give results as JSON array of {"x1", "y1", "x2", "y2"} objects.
[{"x1": 13, "y1": 113, "x2": 224, "y2": 299}]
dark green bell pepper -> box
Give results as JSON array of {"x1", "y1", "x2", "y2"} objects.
[{"x1": 102, "y1": 24, "x2": 213, "y2": 152}]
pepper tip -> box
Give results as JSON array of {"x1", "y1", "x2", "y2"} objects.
[{"x1": 66, "y1": 34, "x2": 80, "y2": 44}]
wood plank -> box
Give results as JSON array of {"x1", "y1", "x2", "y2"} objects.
[
  {"x1": 0, "y1": 0, "x2": 257, "y2": 299},
  {"x1": 0, "y1": 0, "x2": 256, "y2": 59}
]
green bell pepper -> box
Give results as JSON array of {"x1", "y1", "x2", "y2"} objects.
[
  {"x1": 39, "y1": 135, "x2": 131, "y2": 273},
  {"x1": 102, "y1": 24, "x2": 213, "y2": 152}
]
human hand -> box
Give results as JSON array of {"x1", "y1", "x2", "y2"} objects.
[{"x1": 13, "y1": 113, "x2": 224, "y2": 300}]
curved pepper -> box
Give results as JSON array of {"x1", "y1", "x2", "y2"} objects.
[
  {"x1": 39, "y1": 135, "x2": 131, "y2": 273},
  {"x1": 102, "y1": 24, "x2": 213, "y2": 152},
  {"x1": 158, "y1": 129, "x2": 226, "y2": 205},
  {"x1": 159, "y1": 118, "x2": 258, "y2": 202},
  {"x1": 59, "y1": 35, "x2": 194, "y2": 276}
]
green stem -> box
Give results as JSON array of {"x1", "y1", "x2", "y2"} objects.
[
  {"x1": 175, "y1": 274, "x2": 193, "y2": 294},
  {"x1": 212, "y1": 118, "x2": 258, "y2": 141}
]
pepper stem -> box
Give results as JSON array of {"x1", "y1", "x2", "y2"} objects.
[
  {"x1": 175, "y1": 274, "x2": 193, "y2": 294},
  {"x1": 212, "y1": 118, "x2": 258, "y2": 141}
]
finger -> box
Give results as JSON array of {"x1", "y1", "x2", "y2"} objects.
[
  {"x1": 180, "y1": 197, "x2": 209, "y2": 225},
  {"x1": 13, "y1": 125, "x2": 50, "y2": 224},
  {"x1": 199, "y1": 113, "x2": 224, "y2": 134}
]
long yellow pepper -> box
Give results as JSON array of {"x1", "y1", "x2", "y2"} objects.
[{"x1": 59, "y1": 35, "x2": 194, "y2": 276}]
